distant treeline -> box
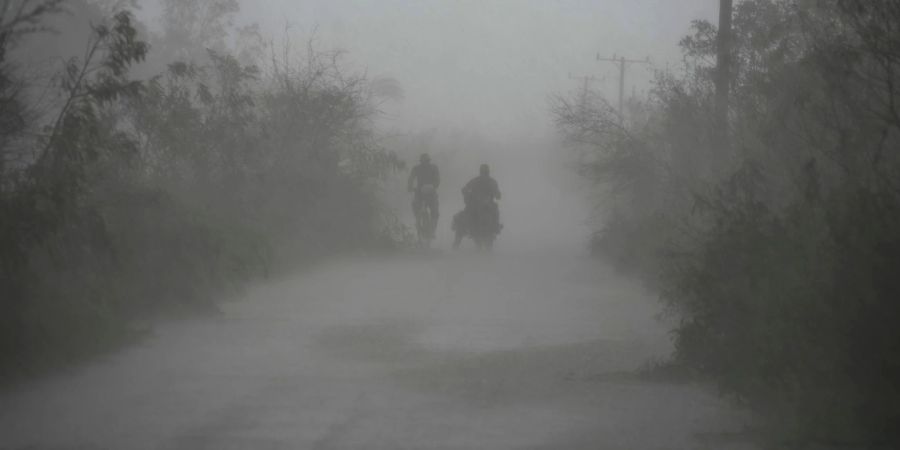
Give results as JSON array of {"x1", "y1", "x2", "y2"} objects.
[
  {"x1": 555, "y1": 0, "x2": 900, "y2": 447},
  {"x1": 0, "y1": 0, "x2": 406, "y2": 380}
]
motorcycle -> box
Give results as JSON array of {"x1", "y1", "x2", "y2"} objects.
[{"x1": 452, "y1": 194, "x2": 500, "y2": 250}]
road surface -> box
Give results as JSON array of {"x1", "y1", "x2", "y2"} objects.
[{"x1": 0, "y1": 245, "x2": 750, "y2": 449}]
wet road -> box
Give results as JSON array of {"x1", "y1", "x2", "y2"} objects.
[{"x1": 0, "y1": 250, "x2": 747, "y2": 449}]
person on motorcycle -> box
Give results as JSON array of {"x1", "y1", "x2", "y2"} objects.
[
  {"x1": 408, "y1": 153, "x2": 440, "y2": 236},
  {"x1": 461, "y1": 163, "x2": 501, "y2": 234}
]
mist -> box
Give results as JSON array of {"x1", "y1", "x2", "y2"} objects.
[
  {"x1": 3, "y1": 1, "x2": 899, "y2": 449},
  {"x1": 240, "y1": 0, "x2": 716, "y2": 137}
]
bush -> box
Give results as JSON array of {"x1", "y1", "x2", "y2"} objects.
[
  {"x1": 0, "y1": 3, "x2": 403, "y2": 380},
  {"x1": 555, "y1": 0, "x2": 900, "y2": 446}
]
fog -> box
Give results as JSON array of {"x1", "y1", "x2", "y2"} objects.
[
  {"x1": 238, "y1": 0, "x2": 715, "y2": 137},
  {"x1": 184, "y1": 0, "x2": 718, "y2": 256},
  {"x1": 12, "y1": 0, "x2": 892, "y2": 448},
  {"x1": 133, "y1": 0, "x2": 716, "y2": 139}
]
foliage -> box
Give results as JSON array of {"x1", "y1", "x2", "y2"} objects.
[
  {"x1": 157, "y1": 0, "x2": 238, "y2": 60},
  {"x1": 555, "y1": 0, "x2": 900, "y2": 446},
  {"x1": 1, "y1": 8, "x2": 149, "y2": 379},
  {"x1": 0, "y1": 2, "x2": 402, "y2": 380}
]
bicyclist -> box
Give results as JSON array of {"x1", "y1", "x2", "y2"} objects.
[{"x1": 408, "y1": 153, "x2": 440, "y2": 236}]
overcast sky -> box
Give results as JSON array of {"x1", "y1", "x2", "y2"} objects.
[{"x1": 142, "y1": 0, "x2": 718, "y2": 139}]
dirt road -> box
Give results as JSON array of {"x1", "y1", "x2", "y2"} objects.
[{"x1": 0, "y1": 246, "x2": 750, "y2": 449}]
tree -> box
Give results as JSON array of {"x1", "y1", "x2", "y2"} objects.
[
  {"x1": 156, "y1": 0, "x2": 239, "y2": 63},
  {"x1": 557, "y1": 0, "x2": 900, "y2": 445},
  {"x1": 715, "y1": 0, "x2": 733, "y2": 132}
]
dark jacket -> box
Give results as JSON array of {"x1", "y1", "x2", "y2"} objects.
[
  {"x1": 462, "y1": 175, "x2": 501, "y2": 203},
  {"x1": 408, "y1": 162, "x2": 440, "y2": 191}
]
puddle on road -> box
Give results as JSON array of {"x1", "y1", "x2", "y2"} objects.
[
  {"x1": 314, "y1": 318, "x2": 667, "y2": 407},
  {"x1": 307, "y1": 316, "x2": 753, "y2": 449},
  {"x1": 390, "y1": 339, "x2": 663, "y2": 406},
  {"x1": 313, "y1": 318, "x2": 435, "y2": 364}
]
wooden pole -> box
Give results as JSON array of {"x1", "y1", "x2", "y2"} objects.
[
  {"x1": 715, "y1": 0, "x2": 733, "y2": 129},
  {"x1": 597, "y1": 54, "x2": 649, "y2": 119},
  {"x1": 618, "y1": 56, "x2": 626, "y2": 114}
]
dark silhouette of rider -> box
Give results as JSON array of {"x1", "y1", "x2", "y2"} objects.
[
  {"x1": 462, "y1": 164, "x2": 501, "y2": 232},
  {"x1": 408, "y1": 153, "x2": 440, "y2": 229}
]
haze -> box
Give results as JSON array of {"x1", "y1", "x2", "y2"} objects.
[
  {"x1": 5, "y1": 0, "x2": 894, "y2": 449},
  {"x1": 136, "y1": 0, "x2": 718, "y2": 137}
]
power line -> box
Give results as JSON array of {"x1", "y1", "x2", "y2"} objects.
[
  {"x1": 596, "y1": 54, "x2": 650, "y2": 116},
  {"x1": 567, "y1": 73, "x2": 600, "y2": 98}
]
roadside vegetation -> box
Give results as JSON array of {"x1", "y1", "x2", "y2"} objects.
[
  {"x1": 0, "y1": 0, "x2": 405, "y2": 381},
  {"x1": 554, "y1": 0, "x2": 900, "y2": 447}
]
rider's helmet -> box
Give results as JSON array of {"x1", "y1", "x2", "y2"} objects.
[
  {"x1": 480, "y1": 164, "x2": 490, "y2": 176},
  {"x1": 420, "y1": 153, "x2": 431, "y2": 164}
]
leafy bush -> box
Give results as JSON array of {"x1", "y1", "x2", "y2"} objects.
[
  {"x1": 0, "y1": 2, "x2": 403, "y2": 380},
  {"x1": 555, "y1": 0, "x2": 900, "y2": 446}
]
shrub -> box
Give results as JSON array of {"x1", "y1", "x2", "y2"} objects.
[
  {"x1": 0, "y1": 2, "x2": 403, "y2": 380},
  {"x1": 555, "y1": 0, "x2": 900, "y2": 445}
]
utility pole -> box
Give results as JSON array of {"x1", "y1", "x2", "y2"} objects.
[
  {"x1": 596, "y1": 54, "x2": 650, "y2": 117},
  {"x1": 568, "y1": 73, "x2": 600, "y2": 106},
  {"x1": 568, "y1": 73, "x2": 599, "y2": 95},
  {"x1": 715, "y1": 0, "x2": 733, "y2": 130}
]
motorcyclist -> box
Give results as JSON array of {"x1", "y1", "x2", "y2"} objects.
[
  {"x1": 408, "y1": 153, "x2": 440, "y2": 235},
  {"x1": 461, "y1": 163, "x2": 501, "y2": 233}
]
